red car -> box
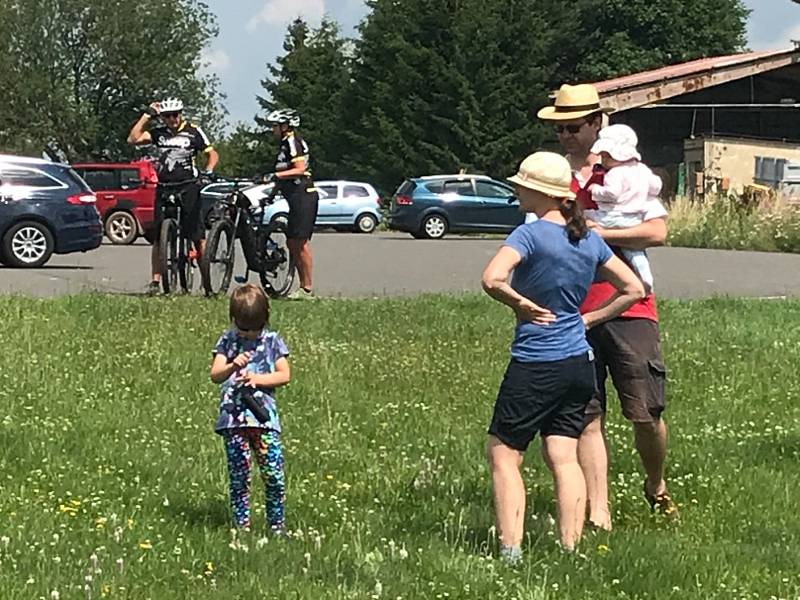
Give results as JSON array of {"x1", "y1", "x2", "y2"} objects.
[{"x1": 72, "y1": 160, "x2": 158, "y2": 244}]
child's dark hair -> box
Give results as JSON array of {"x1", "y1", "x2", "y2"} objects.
[
  {"x1": 229, "y1": 284, "x2": 270, "y2": 330},
  {"x1": 559, "y1": 197, "x2": 589, "y2": 242}
]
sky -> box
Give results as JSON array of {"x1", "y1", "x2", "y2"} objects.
[{"x1": 202, "y1": 0, "x2": 800, "y2": 128}]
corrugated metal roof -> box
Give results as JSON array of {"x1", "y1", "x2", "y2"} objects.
[{"x1": 593, "y1": 49, "x2": 795, "y2": 94}]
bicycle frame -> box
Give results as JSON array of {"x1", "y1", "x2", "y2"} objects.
[
  {"x1": 156, "y1": 178, "x2": 199, "y2": 294},
  {"x1": 158, "y1": 179, "x2": 198, "y2": 238},
  {"x1": 211, "y1": 179, "x2": 284, "y2": 275}
]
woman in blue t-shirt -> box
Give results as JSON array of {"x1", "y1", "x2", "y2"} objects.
[{"x1": 481, "y1": 152, "x2": 645, "y2": 559}]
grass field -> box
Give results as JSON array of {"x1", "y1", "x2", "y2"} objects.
[{"x1": 1, "y1": 294, "x2": 799, "y2": 599}]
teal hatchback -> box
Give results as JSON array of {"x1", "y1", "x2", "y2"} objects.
[{"x1": 388, "y1": 174, "x2": 523, "y2": 239}]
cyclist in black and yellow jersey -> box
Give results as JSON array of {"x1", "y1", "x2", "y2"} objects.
[
  {"x1": 265, "y1": 108, "x2": 319, "y2": 300},
  {"x1": 127, "y1": 97, "x2": 219, "y2": 295}
]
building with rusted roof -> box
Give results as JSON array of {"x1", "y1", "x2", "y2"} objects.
[{"x1": 589, "y1": 48, "x2": 800, "y2": 197}]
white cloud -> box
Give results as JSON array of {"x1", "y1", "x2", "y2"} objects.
[
  {"x1": 247, "y1": 0, "x2": 325, "y2": 32},
  {"x1": 200, "y1": 48, "x2": 231, "y2": 74}
]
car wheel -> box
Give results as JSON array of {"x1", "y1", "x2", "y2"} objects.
[
  {"x1": 105, "y1": 211, "x2": 138, "y2": 245},
  {"x1": 420, "y1": 214, "x2": 448, "y2": 239},
  {"x1": 2, "y1": 221, "x2": 55, "y2": 267},
  {"x1": 355, "y1": 213, "x2": 378, "y2": 234}
]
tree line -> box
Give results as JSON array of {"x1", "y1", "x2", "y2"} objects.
[{"x1": 0, "y1": 0, "x2": 749, "y2": 194}]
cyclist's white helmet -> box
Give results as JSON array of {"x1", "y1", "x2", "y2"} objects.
[
  {"x1": 160, "y1": 98, "x2": 184, "y2": 113},
  {"x1": 266, "y1": 108, "x2": 300, "y2": 128}
]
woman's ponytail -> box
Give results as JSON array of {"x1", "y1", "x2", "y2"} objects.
[{"x1": 559, "y1": 197, "x2": 588, "y2": 242}]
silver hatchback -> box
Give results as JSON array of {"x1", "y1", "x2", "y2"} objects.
[
  {"x1": 263, "y1": 180, "x2": 382, "y2": 233},
  {"x1": 203, "y1": 180, "x2": 383, "y2": 233}
]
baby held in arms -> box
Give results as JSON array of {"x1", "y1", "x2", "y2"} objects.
[{"x1": 587, "y1": 124, "x2": 664, "y2": 293}]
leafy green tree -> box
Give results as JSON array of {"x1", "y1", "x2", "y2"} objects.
[
  {"x1": 341, "y1": 0, "x2": 479, "y2": 192},
  {"x1": 458, "y1": 0, "x2": 563, "y2": 178},
  {"x1": 0, "y1": 0, "x2": 223, "y2": 162},
  {"x1": 562, "y1": 0, "x2": 750, "y2": 81},
  {"x1": 214, "y1": 124, "x2": 270, "y2": 178},
  {"x1": 256, "y1": 17, "x2": 351, "y2": 180}
]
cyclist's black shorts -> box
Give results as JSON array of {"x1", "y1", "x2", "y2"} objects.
[
  {"x1": 154, "y1": 182, "x2": 204, "y2": 243},
  {"x1": 285, "y1": 183, "x2": 319, "y2": 240}
]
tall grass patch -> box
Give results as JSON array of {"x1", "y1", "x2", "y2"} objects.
[{"x1": 667, "y1": 194, "x2": 800, "y2": 253}]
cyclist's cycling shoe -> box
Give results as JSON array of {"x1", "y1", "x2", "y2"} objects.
[
  {"x1": 146, "y1": 281, "x2": 161, "y2": 296},
  {"x1": 286, "y1": 288, "x2": 316, "y2": 301},
  {"x1": 234, "y1": 274, "x2": 249, "y2": 284}
]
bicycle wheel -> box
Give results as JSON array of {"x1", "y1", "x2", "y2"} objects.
[
  {"x1": 159, "y1": 219, "x2": 179, "y2": 294},
  {"x1": 178, "y1": 236, "x2": 194, "y2": 294},
  {"x1": 259, "y1": 220, "x2": 295, "y2": 297},
  {"x1": 200, "y1": 220, "x2": 235, "y2": 296}
]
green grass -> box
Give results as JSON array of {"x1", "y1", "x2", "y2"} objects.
[{"x1": 1, "y1": 294, "x2": 799, "y2": 599}]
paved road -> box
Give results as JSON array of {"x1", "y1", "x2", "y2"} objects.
[{"x1": 2, "y1": 232, "x2": 800, "y2": 299}]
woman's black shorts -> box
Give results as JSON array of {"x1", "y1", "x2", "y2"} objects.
[
  {"x1": 488, "y1": 353, "x2": 596, "y2": 451},
  {"x1": 286, "y1": 185, "x2": 319, "y2": 240}
]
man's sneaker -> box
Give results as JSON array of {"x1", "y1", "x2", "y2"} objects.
[
  {"x1": 146, "y1": 281, "x2": 161, "y2": 296},
  {"x1": 285, "y1": 288, "x2": 316, "y2": 301}
]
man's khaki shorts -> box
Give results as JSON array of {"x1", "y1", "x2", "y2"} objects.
[{"x1": 585, "y1": 318, "x2": 667, "y2": 423}]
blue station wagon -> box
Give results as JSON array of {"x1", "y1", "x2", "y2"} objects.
[
  {"x1": 0, "y1": 155, "x2": 102, "y2": 267},
  {"x1": 388, "y1": 174, "x2": 523, "y2": 239}
]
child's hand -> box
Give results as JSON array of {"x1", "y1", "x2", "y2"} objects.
[
  {"x1": 237, "y1": 371, "x2": 259, "y2": 388},
  {"x1": 232, "y1": 352, "x2": 252, "y2": 369},
  {"x1": 586, "y1": 219, "x2": 598, "y2": 228}
]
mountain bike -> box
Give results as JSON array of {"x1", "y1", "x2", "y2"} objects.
[
  {"x1": 200, "y1": 177, "x2": 294, "y2": 298},
  {"x1": 157, "y1": 179, "x2": 205, "y2": 294}
]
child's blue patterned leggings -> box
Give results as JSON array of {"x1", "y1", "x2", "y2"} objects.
[{"x1": 222, "y1": 428, "x2": 285, "y2": 530}]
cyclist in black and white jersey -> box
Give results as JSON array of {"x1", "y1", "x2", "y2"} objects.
[
  {"x1": 127, "y1": 98, "x2": 219, "y2": 294},
  {"x1": 265, "y1": 108, "x2": 319, "y2": 300}
]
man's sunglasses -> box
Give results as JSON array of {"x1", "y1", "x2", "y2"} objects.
[
  {"x1": 553, "y1": 122, "x2": 587, "y2": 135},
  {"x1": 161, "y1": 112, "x2": 181, "y2": 119}
]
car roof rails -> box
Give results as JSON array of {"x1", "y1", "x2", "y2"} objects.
[
  {"x1": 0, "y1": 153, "x2": 65, "y2": 167},
  {"x1": 419, "y1": 173, "x2": 492, "y2": 181}
]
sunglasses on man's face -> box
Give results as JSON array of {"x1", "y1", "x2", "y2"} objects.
[
  {"x1": 162, "y1": 112, "x2": 181, "y2": 119},
  {"x1": 553, "y1": 122, "x2": 587, "y2": 135}
]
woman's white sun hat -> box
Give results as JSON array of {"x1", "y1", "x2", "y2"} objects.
[
  {"x1": 508, "y1": 152, "x2": 576, "y2": 199},
  {"x1": 590, "y1": 124, "x2": 641, "y2": 162}
]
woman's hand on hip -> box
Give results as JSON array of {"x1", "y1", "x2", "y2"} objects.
[{"x1": 515, "y1": 298, "x2": 556, "y2": 325}]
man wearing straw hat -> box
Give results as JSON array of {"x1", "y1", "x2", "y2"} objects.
[{"x1": 538, "y1": 84, "x2": 676, "y2": 529}]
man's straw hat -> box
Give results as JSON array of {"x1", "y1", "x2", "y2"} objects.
[
  {"x1": 537, "y1": 83, "x2": 609, "y2": 121},
  {"x1": 507, "y1": 152, "x2": 576, "y2": 199}
]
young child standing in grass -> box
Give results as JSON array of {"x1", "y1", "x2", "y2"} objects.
[{"x1": 210, "y1": 284, "x2": 291, "y2": 532}]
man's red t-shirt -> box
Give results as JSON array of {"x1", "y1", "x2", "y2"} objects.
[{"x1": 574, "y1": 171, "x2": 659, "y2": 322}]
